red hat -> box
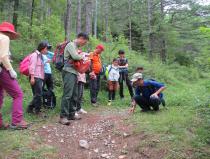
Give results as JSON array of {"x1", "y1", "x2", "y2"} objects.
[
  {"x1": 96, "y1": 44, "x2": 105, "y2": 51},
  {"x1": 0, "y1": 22, "x2": 20, "y2": 40}
]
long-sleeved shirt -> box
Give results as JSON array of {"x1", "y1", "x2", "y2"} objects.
[
  {"x1": 63, "y1": 41, "x2": 82, "y2": 75},
  {"x1": 0, "y1": 33, "x2": 13, "y2": 70},
  {"x1": 29, "y1": 50, "x2": 44, "y2": 80}
]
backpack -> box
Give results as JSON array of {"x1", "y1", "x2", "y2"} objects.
[
  {"x1": 53, "y1": 41, "x2": 69, "y2": 71},
  {"x1": 105, "y1": 66, "x2": 113, "y2": 79},
  {"x1": 43, "y1": 90, "x2": 56, "y2": 109},
  {"x1": 19, "y1": 52, "x2": 38, "y2": 76},
  {"x1": 71, "y1": 59, "x2": 91, "y2": 74}
]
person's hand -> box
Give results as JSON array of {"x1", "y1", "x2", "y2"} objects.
[
  {"x1": 129, "y1": 106, "x2": 135, "y2": 114},
  {"x1": 150, "y1": 93, "x2": 158, "y2": 98},
  {"x1": 30, "y1": 77, "x2": 35, "y2": 85},
  {"x1": 89, "y1": 72, "x2": 96, "y2": 79},
  {"x1": 9, "y1": 69, "x2": 17, "y2": 79}
]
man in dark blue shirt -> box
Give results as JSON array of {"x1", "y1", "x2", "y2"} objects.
[{"x1": 129, "y1": 73, "x2": 166, "y2": 112}]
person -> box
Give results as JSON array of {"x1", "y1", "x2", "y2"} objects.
[
  {"x1": 89, "y1": 44, "x2": 105, "y2": 106},
  {"x1": 60, "y1": 33, "x2": 89, "y2": 125},
  {"x1": 107, "y1": 58, "x2": 120, "y2": 106},
  {"x1": 117, "y1": 50, "x2": 134, "y2": 99},
  {"x1": 0, "y1": 21, "x2": 28, "y2": 129},
  {"x1": 42, "y1": 45, "x2": 54, "y2": 92},
  {"x1": 27, "y1": 41, "x2": 50, "y2": 115},
  {"x1": 76, "y1": 50, "x2": 88, "y2": 115},
  {"x1": 129, "y1": 73, "x2": 166, "y2": 113},
  {"x1": 135, "y1": 67, "x2": 144, "y2": 73}
]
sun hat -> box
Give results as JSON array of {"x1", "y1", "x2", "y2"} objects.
[
  {"x1": 131, "y1": 73, "x2": 143, "y2": 82},
  {"x1": 0, "y1": 22, "x2": 20, "y2": 40}
]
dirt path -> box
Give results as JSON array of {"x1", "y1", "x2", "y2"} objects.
[{"x1": 29, "y1": 108, "x2": 167, "y2": 159}]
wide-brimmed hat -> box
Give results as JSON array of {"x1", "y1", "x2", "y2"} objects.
[
  {"x1": 131, "y1": 73, "x2": 143, "y2": 82},
  {"x1": 0, "y1": 22, "x2": 20, "y2": 40}
]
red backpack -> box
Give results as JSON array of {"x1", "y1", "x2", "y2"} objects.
[{"x1": 53, "y1": 41, "x2": 69, "y2": 71}]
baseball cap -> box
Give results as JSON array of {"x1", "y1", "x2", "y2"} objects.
[{"x1": 131, "y1": 73, "x2": 143, "y2": 82}]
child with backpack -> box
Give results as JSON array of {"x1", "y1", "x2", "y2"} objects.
[
  {"x1": 27, "y1": 41, "x2": 50, "y2": 115},
  {"x1": 106, "y1": 58, "x2": 120, "y2": 106}
]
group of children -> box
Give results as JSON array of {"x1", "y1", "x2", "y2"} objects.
[{"x1": 0, "y1": 21, "x2": 166, "y2": 129}]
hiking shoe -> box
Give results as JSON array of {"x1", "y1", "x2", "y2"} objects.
[
  {"x1": 10, "y1": 120, "x2": 28, "y2": 130},
  {"x1": 0, "y1": 123, "x2": 9, "y2": 130},
  {"x1": 92, "y1": 103, "x2": 99, "y2": 107},
  {"x1": 68, "y1": 115, "x2": 82, "y2": 120},
  {"x1": 59, "y1": 118, "x2": 70, "y2": 125},
  {"x1": 77, "y1": 109, "x2": 87, "y2": 114},
  {"x1": 108, "y1": 101, "x2": 112, "y2": 106}
]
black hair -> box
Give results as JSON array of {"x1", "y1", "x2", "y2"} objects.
[
  {"x1": 37, "y1": 41, "x2": 49, "y2": 52},
  {"x1": 136, "y1": 67, "x2": 144, "y2": 71},
  {"x1": 118, "y1": 50, "x2": 125, "y2": 54},
  {"x1": 112, "y1": 58, "x2": 118, "y2": 62},
  {"x1": 77, "y1": 32, "x2": 89, "y2": 40}
]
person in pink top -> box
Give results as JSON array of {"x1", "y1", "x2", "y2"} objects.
[
  {"x1": 27, "y1": 41, "x2": 49, "y2": 115},
  {"x1": 0, "y1": 22, "x2": 28, "y2": 129}
]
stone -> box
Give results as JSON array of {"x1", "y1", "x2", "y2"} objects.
[
  {"x1": 101, "y1": 154, "x2": 109, "y2": 158},
  {"x1": 79, "y1": 140, "x2": 89, "y2": 149},
  {"x1": 118, "y1": 155, "x2": 127, "y2": 159},
  {"x1": 94, "y1": 148, "x2": 99, "y2": 153}
]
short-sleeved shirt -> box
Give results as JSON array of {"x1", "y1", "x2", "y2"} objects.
[
  {"x1": 89, "y1": 52, "x2": 102, "y2": 74},
  {"x1": 117, "y1": 57, "x2": 128, "y2": 73},
  {"x1": 135, "y1": 80, "x2": 165, "y2": 100},
  {"x1": 43, "y1": 54, "x2": 52, "y2": 74}
]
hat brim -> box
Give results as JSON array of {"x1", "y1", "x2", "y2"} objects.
[
  {"x1": 0, "y1": 29, "x2": 20, "y2": 40},
  {"x1": 131, "y1": 78, "x2": 138, "y2": 82}
]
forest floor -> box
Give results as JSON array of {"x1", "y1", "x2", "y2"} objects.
[{"x1": 2, "y1": 105, "x2": 209, "y2": 159}]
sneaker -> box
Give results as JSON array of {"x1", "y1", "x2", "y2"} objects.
[
  {"x1": 10, "y1": 120, "x2": 28, "y2": 130},
  {"x1": 108, "y1": 101, "x2": 112, "y2": 106},
  {"x1": 77, "y1": 109, "x2": 87, "y2": 114},
  {"x1": 59, "y1": 118, "x2": 70, "y2": 125},
  {"x1": 68, "y1": 115, "x2": 82, "y2": 120},
  {"x1": 92, "y1": 103, "x2": 98, "y2": 107}
]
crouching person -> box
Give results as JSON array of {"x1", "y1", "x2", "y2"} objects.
[{"x1": 129, "y1": 73, "x2": 166, "y2": 113}]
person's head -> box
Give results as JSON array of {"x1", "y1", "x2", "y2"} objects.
[
  {"x1": 112, "y1": 58, "x2": 118, "y2": 67},
  {"x1": 95, "y1": 44, "x2": 105, "y2": 54},
  {"x1": 118, "y1": 50, "x2": 125, "y2": 58},
  {"x1": 37, "y1": 41, "x2": 50, "y2": 54},
  {"x1": 0, "y1": 22, "x2": 20, "y2": 40},
  {"x1": 131, "y1": 73, "x2": 144, "y2": 87},
  {"x1": 76, "y1": 32, "x2": 89, "y2": 47},
  {"x1": 136, "y1": 67, "x2": 144, "y2": 73}
]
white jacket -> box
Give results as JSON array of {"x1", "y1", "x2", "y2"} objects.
[{"x1": 107, "y1": 65, "x2": 120, "y2": 81}]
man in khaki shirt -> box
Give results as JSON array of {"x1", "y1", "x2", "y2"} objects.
[
  {"x1": 59, "y1": 33, "x2": 89, "y2": 125},
  {"x1": 0, "y1": 22, "x2": 28, "y2": 129}
]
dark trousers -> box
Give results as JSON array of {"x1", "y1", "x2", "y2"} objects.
[
  {"x1": 119, "y1": 72, "x2": 134, "y2": 98},
  {"x1": 134, "y1": 95, "x2": 161, "y2": 111},
  {"x1": 108, "y1": 90, "x2": 116, "y2": 101},
  {"x1": 43, "y1": 73, "x2": 53, "y2": 91},
  {"x1": 60, "y1": 71, "x2": 78, "y2": 119},
  {"x1": 90, "y1": 74, "x2": 100, "y2": 104},
  {"x1": 77, "y1": 81, "x2": 84, "y2": 111},
  {"x1": 28, "y1": 78, "x2": 43, "y2": 113}
]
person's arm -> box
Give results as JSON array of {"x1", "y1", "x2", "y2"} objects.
[
  {"x1": 150, "y1": 81, "x2": 166, "y2": 97},
  {"x1": 67, "y1": 44, "x2": 82, "y2": 61},
  {"x1": 118, "y1": 63, "x2": 128, "y2": 69}
]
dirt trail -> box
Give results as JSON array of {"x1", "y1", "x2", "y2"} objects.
[{"x1": 29, "y1": 108, "x2": 166, "y2": 159}]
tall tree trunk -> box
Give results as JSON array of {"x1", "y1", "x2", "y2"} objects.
[
  {"x1": 94, "y1": 0, "x2": 98, "y2": 37},
  {"x1": 13, "y1": 0, "x2": 19, "y2": 30},
  {"x1": 104, "y1": 0, "x2": 109, "y2": 41},
  {"x1": 147, "y1": 0, "x2": 153, "y2": 61},
  {"x1": 128, "y1": 0, "x2": 132, "y2": 49},
  {"x1": 85, "y1": 0, "x2": 92, "y2": 35},
  {"x1": 160, "y1": 0, "x2": 166, "y2": 62},
  {"x1": 30, "y1": 0, "x2": 35, "y2": 38},
  {"x1": 76, "y1": 0, "x2": 82, "y2": 34},
  {"x1": 40, "y1": 0, "x2": 44, "y2": 21},
  {"x1": 65, "y1": 0, "x2": 72, "y2": 41}
]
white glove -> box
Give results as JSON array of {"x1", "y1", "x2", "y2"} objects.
[{"x1": 9, "y1": 69, "x2": 17, "y2": 79}]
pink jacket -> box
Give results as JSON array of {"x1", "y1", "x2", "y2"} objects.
[{"x1": 29, "y1": 50, "x2": 44, "y2": 80}]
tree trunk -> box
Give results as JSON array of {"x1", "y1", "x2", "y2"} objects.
[
  {"x1": 13, "y1": 0, "x2": 19, "y2": 30},
  {"x1": 76, "y1": 0, "x2": 82, "y2": 35},
  {"x1": 94, "y1": 0, "x2": 98, "y2": 37},
  {"x1": 65, "y1": 0, "x2": 72, "y2": 41},
  {"x1": 128, "y1": 0, "x2": 132, "y2": 49},
  {"x1": 85, "y1": 0, "x2": 92, "y2": 35},
  {"x1": 160, "y1": 0, "x2": 166, "y2": 63},
  {"x1": 40, "y1": 0, "x2": 44, "y2": 21},
  {"x1": 147, "y1": 0, "x2": 153, "y2": 61},
  {"x1": 30, "y1": 0, "x2": 35, "y2": 38},
  {"x1": 104, "y1": 0, "x2": 109, "y2": 41}
]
